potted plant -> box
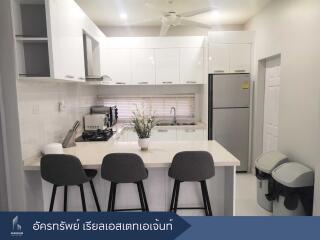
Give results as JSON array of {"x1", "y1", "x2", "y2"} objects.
[{"x1": 132, "y1": 108, "x2": 156, "y2": 151}]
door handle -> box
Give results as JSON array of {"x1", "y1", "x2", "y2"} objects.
[
  {"x1": 138, "y1": 82, "x2": 149, "y2": 85},
  {"x1": 65, "y1": 75, "x2": 75, "y2": 79},
  {"x1": 162, "y1": 81, "x2": 173, "y2": 84},
  {"x1": 116, "y1": 82, "x2": 126, "y2": 85}
]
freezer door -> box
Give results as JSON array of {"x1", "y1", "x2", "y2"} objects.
[
  {"x1": 213, "y1": 74, "x2": 250, "y2": 108},
  {"x1": 213, "y1": 108, "x2": 249, "y2": 172}
]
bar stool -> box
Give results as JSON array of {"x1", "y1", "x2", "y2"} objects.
[
  {"x1": 168, "y1": 151, "x2": 215, "y2": 216},
  {"x1": 41, "y1": 154, "x2": 101, "y2": 212},
  {"x1": 101, "y1": 153, "x2": 149, "y2": 212}
]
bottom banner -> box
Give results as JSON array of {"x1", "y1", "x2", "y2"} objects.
[{"x1": 0, "y1": 212, "x2": 319, "y2": 240}]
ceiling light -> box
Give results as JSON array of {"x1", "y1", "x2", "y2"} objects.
[
  {"x1": 212, "y1": 9, "x2": 220, "y2": 18},
  {"x1": 120, "y1": 12, "x2": 127, "y2": 20}
]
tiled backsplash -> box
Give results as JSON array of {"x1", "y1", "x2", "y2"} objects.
[{"x1": 17, "y1": 81, "x2": 97, "y2": 160}]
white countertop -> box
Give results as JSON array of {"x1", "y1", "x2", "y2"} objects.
[{"x1": 24, "y1": 140, "x2": 240, "y2": 170}]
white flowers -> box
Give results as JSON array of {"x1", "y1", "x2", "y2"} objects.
[{"x1": 132, "y1": 108, "x2": 156, "y2": 139}]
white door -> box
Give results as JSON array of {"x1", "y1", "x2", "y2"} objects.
[
  {"x1": 48, "y1": 0, "x2": 85, "y2": 81},
  {"x1": 155, "y1": 48, "x2": 180, "y2": 85},
  {"x1": 209, "y1": 44, "x2": 229, "y2": 74},
  {"x1": 229, "y1": 44, "x2": 251, "y2": 73},
  {"x1": 100, "y1": 48, "x2": 131, "y2": 85},
  {"x1": 263, "y1": 57, "x2": 281, "y2": 153},
  {"x1": 132, "y1": 49, "x2": 155, "y2": 85},
  {"x1": 180, "y1": 48, "x2": 204, "y2": 84}
]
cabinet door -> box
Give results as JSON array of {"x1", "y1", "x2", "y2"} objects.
[
  {"x1": 210, "y1": 44, "x2": 229, "y2": 74},
  {"x1": 132, "y1": 49, "x2": 155, "y2": 85},
  {"x1": 180, "y1": 48, "x2": 204, "y2": 84},
  {"x1": 229, "y1": 44, "x2": 251, "y2": 73},
  {"x1": 48, "y1": 0, "x2": 85, "y2": 81},
  {"x1": 100, "y1": 48, "x2": 131, "y2": 85},
  {"x1": 176, "y1": 129, "x2": 205, "y2": 141},
  {"x1": 155, "y1": 48, "x2": 180, "y2": 85},
  {"x1": 151, "y1": 128, "x2": 177, "y2": 141}
]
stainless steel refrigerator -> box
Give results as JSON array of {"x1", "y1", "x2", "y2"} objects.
[{"x1": 208, "y1": 74, "x2": 250, "y2": 172}]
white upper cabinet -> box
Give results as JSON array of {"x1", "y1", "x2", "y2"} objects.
[
  {"x1": 210, "y1": 44, "x2": 229, "y2": 74},
  {"x1": 229, "y1": 44, "x2": 251, "y2": 73},
  {"x1": 180, "y1": 48, "x2": 204, "y2": 84},
  {"x1": 132, "y1": 49, "x2": 155, "y2": 85},
  {"x1": 155, "y1": 48, "x2": 180, "y2": 85},
  {"x1": 209, "y1": 43, "x2": 251, "y2": 74},
  {"x1": 48, "y1": 0, "x2": 86, "y2": 81},
  {"x1": 100, "y1": 48, "x2": 131, "y2": 85}
]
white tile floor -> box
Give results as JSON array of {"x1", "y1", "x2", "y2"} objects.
[{"x1": 235, "y1": 173, "x2": 271, "y2": 216}]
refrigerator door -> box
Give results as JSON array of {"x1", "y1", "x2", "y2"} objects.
[
  {"x1": 213, "y1": 74, "x2": 250, "y2": 108},
  {"x1": 213, "y1": 108, "x2": 249, "y2": 171}
]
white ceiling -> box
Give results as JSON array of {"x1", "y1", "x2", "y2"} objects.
[{"x1": 75, "y1": 0, "x2": 272, "y2": 27}]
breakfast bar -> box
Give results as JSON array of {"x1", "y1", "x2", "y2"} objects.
[{"x1": 24, "y1": 140, "x2": 240, "y2": 216}]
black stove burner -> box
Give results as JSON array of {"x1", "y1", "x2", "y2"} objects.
[{"x1": 76, "y1": 129, "x2": 114, "y2": 142}]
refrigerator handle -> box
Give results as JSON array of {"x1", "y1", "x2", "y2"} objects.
[{"x1": 208, "y1": 74, "x2": 213, "y2": 140}]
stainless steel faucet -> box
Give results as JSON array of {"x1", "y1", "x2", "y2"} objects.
[{"x1": 170, "y1": 107, "x2": 177, "y2": 125}]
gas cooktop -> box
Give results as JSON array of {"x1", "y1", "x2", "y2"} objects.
[{"x1": 75, "y1": 129, "x2": 114, "y2": 142}]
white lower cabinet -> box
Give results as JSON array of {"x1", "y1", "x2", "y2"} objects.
[
  {"x1": 118, "y1": 127, "x2": 205, "y2": 142},
  {"x1": 176, "y1": 129, "x2": 205, "y2": 141},
  {"x1": 151, "y1": 128, "x2": 177, "y2": 141}
]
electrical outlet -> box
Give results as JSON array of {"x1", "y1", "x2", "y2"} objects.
[{"x1": 58, "y1": 101, "x2": 66, "y2": 112}]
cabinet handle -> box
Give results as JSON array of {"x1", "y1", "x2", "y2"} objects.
[
  {"x1": 158, "y1": 129, "x2": 168, "y2": 132},
  {"x1": 78, "y1": 77, "x2": 85, "y2": 80},
  {"x1": 116, "y1": 82, "x2": 126, "y2": 85},
  {"x1": 138, "y1": 82, "x2": 149, "y2": 85},
  {"x1": 234, "y1": 70, "x2": 246, "y2": 73},
  {"x1": 162, "y1": 81, "x2": 173, "y2": 84},
  {"x1": 65, "y1": 75, "x2": 75, "y2": 79},
  {"x1": 214, "y1": 70, "x2": 225, "y2": 73},
  {"x1": 186, "y1": 81, "x2": 196, "y2": 84},
  {"x1": 185, "y1": 129, "x2": 196, "y2": 133}
]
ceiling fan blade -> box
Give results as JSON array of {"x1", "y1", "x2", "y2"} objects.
[
  {"x1": 160, "y1": 18, "x2": 170, "y2": 36},
  {"x1": 179, "y1": 7, "x2": 215, "y2": 18},
  {"x1": 180, "y1": 19, "x2": 212, "y2": 29}
]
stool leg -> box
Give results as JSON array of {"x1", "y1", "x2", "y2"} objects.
[
  {"x1": 200, "y1": 181, "x2": 209, "y2": 216},
  {"x1": 137, "y1": 182, "x2": 145, "y2": 211},
  {"x1": 79, "y1": 184, "x2": 86, "y2": 212},
  {"x1": 89, "y1": 180, "x2": 101, "y2": 212},
  {"x1": 49, "y1": 185, "x2": 57, "y2": 212},
  {"x1": 111, "y1": 183, "x2": 117, "y2": 211},
  {"x1": 139, "y1": 181, "x2": 149, "y2": 212},
  {"x1": 202, "y1": 180, "x2": 212, "y2": 216},
  {"x1": 170, "y1": 181, "x2": 178, "y2": 212},
  {"x1": 107, "y1": 183, "x2": 114, "y2": 211},
  {"x1": 173, "y1": 181, "x2": 180, "y2": 213},
  {"x1": 63, "y1": 186, "x2": 68, "y2": 212}
]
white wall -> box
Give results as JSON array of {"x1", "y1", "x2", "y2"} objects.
[
  {"x1": 17, "y1": 82, "x2": 97, "y2": 161},
  {"x1": 100, "y1": 25, "x2": 244, "y2": 37},
  {"x1": 245, "y1": 0, "x2": 320, "y2": 215}
]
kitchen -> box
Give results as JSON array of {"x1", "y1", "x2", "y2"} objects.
[{"x1": 0, "y1": 0, "x2": 319, "y2": 217}]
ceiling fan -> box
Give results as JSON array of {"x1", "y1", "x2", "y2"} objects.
[{"x1": 132, "y1": 0, "x2": 215, "y2": 36}]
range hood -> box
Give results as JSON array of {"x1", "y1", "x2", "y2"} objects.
[{"x1": 83, "y1": 33, "x2": 111, "y2": 82}]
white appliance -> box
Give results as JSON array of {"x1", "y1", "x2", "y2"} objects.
[{"x1": 84, "y1": 114, "x2": 107, "y2": 131}]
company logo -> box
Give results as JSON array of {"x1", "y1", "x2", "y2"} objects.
[{"x1": 11, "y1": 216, "x2": 24, "y2": 237}]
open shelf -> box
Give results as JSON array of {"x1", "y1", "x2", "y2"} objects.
[{"x1": 13, "y1": 0, "x2": 51, "y2": 79}]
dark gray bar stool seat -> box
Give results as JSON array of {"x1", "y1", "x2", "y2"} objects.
[
  {"x1": 41, "y1": 154, "x2": 101, "y2": 212},
  {"x1": 168, "y1": 151, "x2": 215, "y2": 216},
  {"x1": 101, "y1": 153, "x2": 149, "y2": 212}
]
